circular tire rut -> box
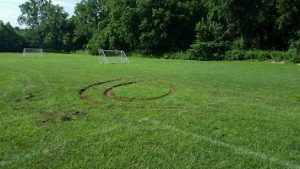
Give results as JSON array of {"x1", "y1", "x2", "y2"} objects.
[{"x1": 79, "y1": 79, "x2": 175, "y2": 106}]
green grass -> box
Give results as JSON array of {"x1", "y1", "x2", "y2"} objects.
[{"x1": 0, "y1": 53, "x2": 300, "y2": 169}]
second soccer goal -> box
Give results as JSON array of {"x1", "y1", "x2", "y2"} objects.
[
  {"x1": 99, "y1": 50, "x2": 130, "y2": 64},
  {"x1": 23, "y1": 48, "x2": 44, "y2": 57}
]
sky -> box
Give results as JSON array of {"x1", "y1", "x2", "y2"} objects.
[{"x1": 0, "y1": 0, "x2": 81, "y2": 27}]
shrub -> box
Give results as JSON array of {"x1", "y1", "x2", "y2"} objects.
[
  {"x1": 288, "y1": 49, "x2": 300, "y2": 63},
  {"x1": 189, "y1": 20, "x2": 231, "y2": 61},
  {"x1": 188, "y1": 41, "x2": 230, "y2": 61},
  {"x1": 257, "y1": 52, "x2": 271, "y2": 61},
  {"x1": 289, "y1": 39, "x2": 300, "y2": 63},
  {"x1": 225, "y1": 50, "x2": 246, "y2": 61},
  {"x1": 269, "y1": 51, "x2": 291, "y2": 61},
  {"x1": 290, "y1": 39, "x2": 300, "y2": 51},
  {"x1": 75, "y1": 50, "x2": 89, "y2": 54},
  {"x1": 293, "y1": 55, "x2": 300, "y2": 63},
  {"x1": 224, "y1": 50, "x2": 296, "y2": 62},
  {"x1": 163, "y1": 52, "x2": 190, "y2": 60},
  {"x1": 244, "y1": 52, "x2": 256, "y2": 60}
]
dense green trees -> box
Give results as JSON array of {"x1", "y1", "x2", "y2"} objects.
[
  {"x1": 71, "y1": 0, "x2": 204, "y2": 54},
  {"x1": 18, "y1": 0, "x2": 52, "y2": 28},
  {"x1": 67, "y1": 0, "x2": 300, "y2": 58},
  {"x1": 189, "y1": 0, "x2": 300, "y2": 61},
  {"x1": 0, "y1": 0, "x2": 299, "y2": 62},
  {"x1": 82, "y1": 0, "x2": 205, "y2": 54},
  {"x1": 73, "y1": 0, "x2": 109, "y2": 52},
  {"x1": 0, "y1": 21, "x2": 25, "y2": 52},
  {"x1": 18, "y1": 0, "x2": 70, "y2": 51}
]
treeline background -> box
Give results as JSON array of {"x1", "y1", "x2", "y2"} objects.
[{"x1": 0, "y1": 0, "x2": 300, "y2": 62}]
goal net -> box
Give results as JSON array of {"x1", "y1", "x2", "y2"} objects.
[
  {"x1": 23, "y1": 48, "x2": 44, "y2": 57},
  {"x1": 99, "y1": 50, "x2": 130, "y2": 64}
]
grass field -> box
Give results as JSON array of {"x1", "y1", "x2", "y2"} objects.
[{"x1": 0, "y1": 53, "x2": 299, "y2": 169}]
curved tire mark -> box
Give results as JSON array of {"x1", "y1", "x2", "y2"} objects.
[{"x1": 104, "y1": 81, "x2": 175, "y2": 101}]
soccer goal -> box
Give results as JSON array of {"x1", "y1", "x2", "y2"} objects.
[
  {"x1": 23, "y1": 48, "x2": 44, "y2": 57},
  {"x1": 99, "y1": 50, "x2": 130, "y2": 64}
]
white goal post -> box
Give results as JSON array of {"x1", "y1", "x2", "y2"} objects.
[
  {"x1": 99, "y1": 50, "x2": 130, "y2": 64},
  {"x1": 23, "y1": 48, "x2": 44, "y2": 57}
]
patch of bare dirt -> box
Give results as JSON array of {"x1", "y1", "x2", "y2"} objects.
[
  {"x1": 270, "y1": 61, "x2": 286, "y2": 64},
  {"x1": 79, "y1": 79, "x2": 121, "y2": 106},
  {"x1": 79, "y1": 79, "x2": 175, "y2": 107},
  {"x1": 16, "y1": 92, "x2": 35, "y2": 102},
  {"x1": 103, "y1": 81, "x2": 138, "y2": 98},
  {"x1": 38, "y1": 110, "x2": 89, "y2": 125}
]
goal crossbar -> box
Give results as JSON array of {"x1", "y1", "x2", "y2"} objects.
[
  {"x1": 23, "y1": 48, "x2": 44, "y2": 57},
  {"x1": 99, "y1": 50, "x2": 130, "y2": 64}
]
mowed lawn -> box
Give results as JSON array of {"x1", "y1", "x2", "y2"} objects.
[{"x1": 0, "y1": 53, "x2": 299, "y2": 169}]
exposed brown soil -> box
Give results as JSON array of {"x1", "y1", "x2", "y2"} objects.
[
  {"x1": 79, "y1": 80, "x2": 119, "y2": 96},
  {"x1": 38, "y1": 119, "x2": 51, "y2": 124},
  {"x1": 73, "y1": 111, "x2": 80, "y2": 116},
  {"x1": 270, "y1": 61, "x2": 286, "y2": 64},
  {"x1": 67, "y1": 111, "x2": 89, "y2": 122},
  {"x1": 79, "y1": 79, "x2": 175, "y2": 107},
  {"x1": 16, "y1": 92, "x2": 35, "y2": 102},
  {"x1": 103, "y1": 81, "x2": 139, "y2": 98},
  {"x1": 38, "y1": 110, "x2": 89, "y2": 125},
  {"x1": 79, "y1": 79, "x2": 121, "y2": 106},
  {"x1": 24, "y1": 93, "x2": 34, "y2": 100},
  {"x1": 60, "y1": 115, "x2": 73, "y2": 122}
]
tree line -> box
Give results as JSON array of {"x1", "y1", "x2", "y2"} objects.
[{"x1": 0, "y1": 0, "x2": 299, "y2": 62}]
